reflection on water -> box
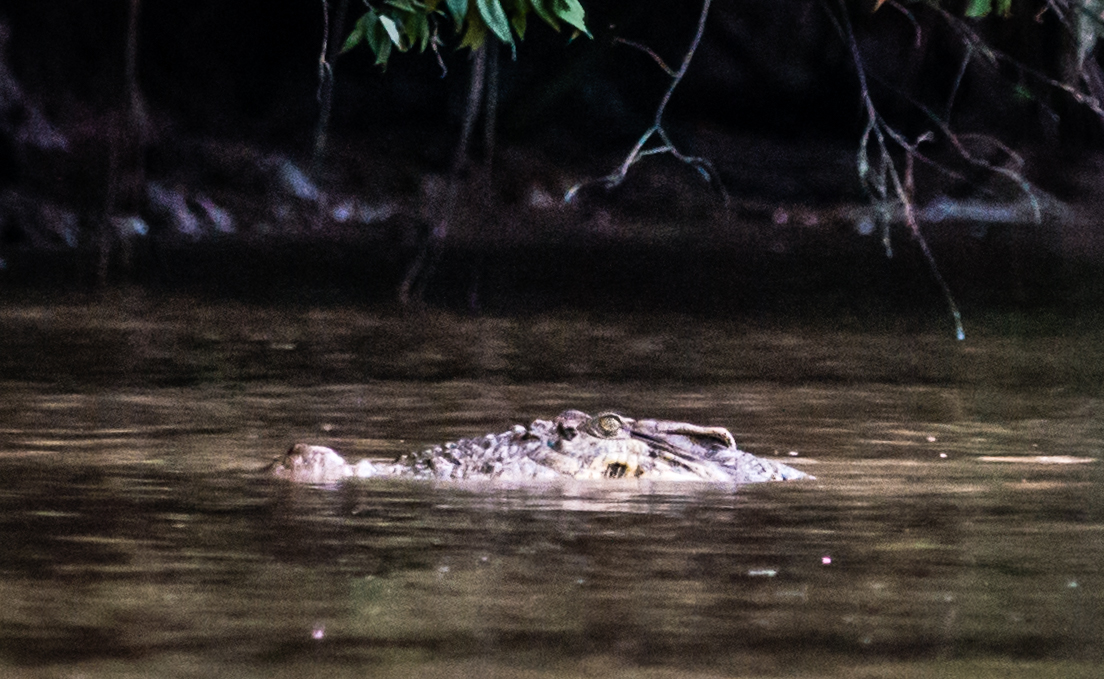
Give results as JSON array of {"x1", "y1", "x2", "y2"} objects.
[{"x1": 0, "y1": 296, "x2": 1102, "y2": 677}]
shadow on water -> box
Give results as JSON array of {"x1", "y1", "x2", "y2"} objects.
[{"x1": 0, "y1": 294, "x2": 1102, "y2": 677}]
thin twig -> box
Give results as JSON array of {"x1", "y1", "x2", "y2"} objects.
[
  {"x1": 316, "y1": 0, "x2": 331, "y2": 103},
  {"x1": 566, "y1": 0, "x2": 727, "y2": 203},
  {"x1": 312, "y1": 0, "x2": 346, "y2": 167},
  {"x1": 867, "y1": 68, "x2": 1043, "y2": 223},
  {"x1": 430, "y1": 23, "x2": 447, "y2": 77},
  {"x1": 611, "y1": 37, "x2": 675, "y2": 76},
  {"x1": 933, "y1": 4, "x2": 1104, "y2": 121},
  {"x1": 944, "y1": 42, "x2": 973, "y2": 122},
  {"x1": 400, "y1": 45, "x2": 487, "y2": 306},
  {"x1": 832, "y1": 0, "x2": 966, "y2": 341},
  {"x1": 885, "y1": 0, "x2": 922, "y2": 48}
]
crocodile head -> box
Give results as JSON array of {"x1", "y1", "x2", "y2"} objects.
[
  {"x1": 537, "y1": 410, "x2": 804, "y2": 482},
  {"x1": 269, "y1": 410, "x2": 811, "y2": 485}
]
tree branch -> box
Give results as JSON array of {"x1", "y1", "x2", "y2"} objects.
[
  {"x1": 566, "y1": 0, "x2": 726, "y2": 203},
  {"x1": 829, "y1": 0, "x2": 966, "y2": 341}
]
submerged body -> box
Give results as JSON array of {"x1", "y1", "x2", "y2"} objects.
[{"x1": 270, "y1": 410, "x2": 812, "y2": 485}]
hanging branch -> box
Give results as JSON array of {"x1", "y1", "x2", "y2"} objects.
[
  {"x1": 846, "y1": 41, "x2": 1044, "y2": 224},
  {"x1": 829, "y1": 0, "x2": 1095, "y2": 340},
  {"x1": 399, "y1": 44, "x2": 491, "y2": 307},
  {"x1": 313, "y1": 0, "x2": 347, "y2": 170},
  {"x1": 850, "y1": 8, "x2": 1047, "y2": 221},
  {"x1": 932, "y1": 3, "x2": 1104, "y2": 122},
  {"x1": 830, "y1": 0, "x2": 966, "y2": 341},
  {"x1": 565, "y1": 0, "x2": 726, "y2": 203},
  {"x1": 97, "y1": 0, "x2": 149, "y2": 286}
]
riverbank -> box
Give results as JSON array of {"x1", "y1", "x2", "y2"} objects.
[{"x1": 2, "y1": 132, "x2": 1103, "y2": 317}]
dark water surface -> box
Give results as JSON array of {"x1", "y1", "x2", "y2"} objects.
[{"x1": 1, "y1": 295, "x2": 1102, "y2": 678}]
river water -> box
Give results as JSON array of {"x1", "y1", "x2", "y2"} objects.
[{"x1": 0, "y1": 294, "x2": 1101, "y2": 678}]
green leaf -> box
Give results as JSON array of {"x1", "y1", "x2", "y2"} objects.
[
  {"x1": 379, "y1": 14, "x2": 405, "y2": 49},
  {"x1": 459, "y1": 10, "x2": 489, "y2": 48},
  {"x1": 964, "y1": 0, "x2": 992, "y2": 18},
  {"x1": 511, "y1": 9, "x2": 527, "y2": 39},
  {"x1": 476, "y1": 0, "x2": 514, "y2": 45},
  {"x1": 341, "y1": 15, "x2": 368, "y2": 52},
  {"x1": 500, "y1": 0, "x2": 529, "y2": 38},
  {"x1": 358, "y1": 9, "x2": 394, "y2": 66},
  {"x1": 402, "y1": 10, "x2": 432, "y2": 52},
  {"x1": 529, "y1": 0, "x2": 559, "y2": 29},
  {"x1": 447, "y1": 0, "x2": 468, "y2": 27},
  {"x1": 552, "y1": 0, "x2": 589, "y2": 36},
  {"x1": 995, "y1": 0, "x2": 1012, "y2": 16}
]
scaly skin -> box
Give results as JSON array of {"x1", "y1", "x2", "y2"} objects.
[{"x1": 268, "y1": 410, "x2": 813, "y2": 485}]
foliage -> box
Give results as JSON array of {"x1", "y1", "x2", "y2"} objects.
[
  {"x1": 871, "y1": 0, "x2": 1010, "y2": 17},
  {"x1": 342, "y1": 0, "x2": 589, "y2": 66},
  {"x1": 961, "y1": 0, "x2": 1012, "y2": 18}
]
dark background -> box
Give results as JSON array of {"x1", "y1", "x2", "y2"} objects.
[{"x1": 1, "y1": 1, "x2": 1101, "y2": 316}]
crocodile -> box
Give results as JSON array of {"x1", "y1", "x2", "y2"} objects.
[{"x1": 269, "y1": 410, "x2": 812, "y2": 485}]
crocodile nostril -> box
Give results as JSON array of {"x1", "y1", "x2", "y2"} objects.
[
  {"x1": 605, "y1": 462, "x2": 629, "y2": 478},
  {"x1": 557, "y1": 422, "x2": 578, "y2": 441}
]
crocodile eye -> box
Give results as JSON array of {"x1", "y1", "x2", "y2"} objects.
[
  {"x1": 557, "y1": 422, "x2": 578, "y2": 441},
  {"x1": 592, "y1": 413, "x2": 624, "y2": 438}
]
